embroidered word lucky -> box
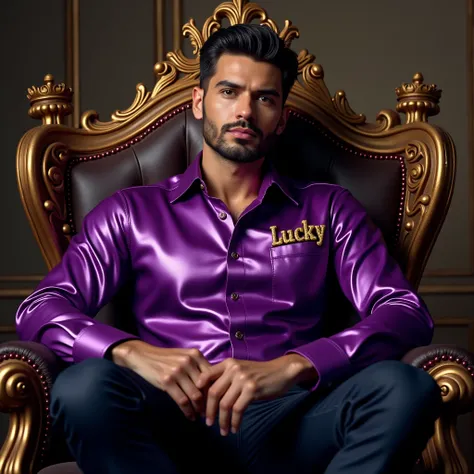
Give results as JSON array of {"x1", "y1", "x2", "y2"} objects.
[{"x1": 270, "y1": 220, "x2": 325, "y2": 247}]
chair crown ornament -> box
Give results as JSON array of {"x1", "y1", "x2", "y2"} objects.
[
  {"x1": 396, "y1": 72, "x2": 443, "y2": 124},
  {"x1": 27, "y1": 74, "x2": 73, "y2": 125}
]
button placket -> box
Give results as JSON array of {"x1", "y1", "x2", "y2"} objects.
[{"x1": 226, "y1": 234, "x2": 247, "y2": 359}]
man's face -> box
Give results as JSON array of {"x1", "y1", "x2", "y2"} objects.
[{"x1": 193, "y1": 53, "x2": 288, "y2": 163}]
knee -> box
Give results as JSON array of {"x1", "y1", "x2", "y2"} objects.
[
  {"x1": 51, "y1": 358, "x2": 122, "y2": 422},
  {"x1": 366, "y1": 360, "x2": 442, "y2": 415}
]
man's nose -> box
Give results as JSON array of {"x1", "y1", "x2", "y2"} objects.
[{"x1": 235, "y1": 94, "x2": 254, "y2": 121}]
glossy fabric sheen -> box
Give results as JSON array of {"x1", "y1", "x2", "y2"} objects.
[{"x1": 16, "y1": 153, "x2": 433, "y2": 391}]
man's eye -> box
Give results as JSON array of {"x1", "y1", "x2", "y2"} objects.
[
  {"x1": 222, "y1": 89, "x2": 235, "y2": 96},
  {"x1": 259, "y1": 96, "x2": 272, "y2": 103}
]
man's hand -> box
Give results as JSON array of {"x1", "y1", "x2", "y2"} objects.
[
  {"x1": 111, "y1": 340, "x2": 211, "y2": 421},
  {"x1": 196, "y1": 354, "x2": 317, "y2": 436}
]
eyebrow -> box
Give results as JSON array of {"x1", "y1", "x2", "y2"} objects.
[{"x1": 215, "y1": 80, "x2": 281, "y2": 98}]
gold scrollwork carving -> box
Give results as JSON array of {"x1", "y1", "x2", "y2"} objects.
[
  {"x1": 152, "y1": 62, "x2": 181, "y2": 98},
  {"x1": 81, "y1": 0, "x2": 366, "y2": 133},
  {"x1": 42, "y1": 143, "x2": 71, "y2": 236},
  {"x1": 400, "y1": 141, "x2": 431, "y2": 242},
  {"x1": 81, "y1": 84, "x2": 153, "y2": 132},
  {"x1": 422, "y1": 363, "x2": 474, "y2": 473},
  {"x1": 0, "y1": 361, "x2": 47, "y2": 474},
  {"x1": 372, "y1": 109, "x2": 401, "y2": 132},
  {"x1": 332, "y1": 90, "x2": 366, "y2": 125}
]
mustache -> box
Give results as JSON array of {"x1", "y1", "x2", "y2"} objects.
[{"x1": 221, "y1": 120, "x2": 262, "y2": 137}]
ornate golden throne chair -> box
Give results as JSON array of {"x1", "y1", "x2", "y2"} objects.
[{"x1": 1, "y1": 0, "x2": 473, "y2": 473}]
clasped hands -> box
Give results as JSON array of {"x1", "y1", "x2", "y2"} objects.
[{"x1": 112, "y1": 340, "x2": 316, "y2": 436}]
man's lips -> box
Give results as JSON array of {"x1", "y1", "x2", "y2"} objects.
[{"x1": 227, "y1": 128, "x2": 257, "y2": 139}]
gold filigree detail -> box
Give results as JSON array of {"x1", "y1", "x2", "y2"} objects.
[
  {"x1": 81, "y1": 84, "x2": 152, "y2": 132},
  {"x1": 332, "y1": 90, "x2": 366, "y2": 124},
  {"x1": 27, "y1": 74, "x2": 73, "y2": 125},
  {"x1": 42, "y1": 143, "x2": 71, "y2": 237},
  {"x1": 400, "y1": 142, "x2": 431, "y2": 243},
  {"x1": 151, "y1": 62, "x2": 182, "y2": 99},
  {"x1": 396, "y1": 73, "x2": 442, "y2": 124},
  {"x1": 81, "y1": 0, "x2": 365, "y2": 132},
  {"x1": 0, "y1": 361, "x2": 47, "y2": 474},
  {"x1": 370, "y1": 109, "x2": 401, "y2": 132}
]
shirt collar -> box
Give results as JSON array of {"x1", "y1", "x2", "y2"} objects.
[{"x1": 169, "y1": 151, "x2": 299, "y2": 206}]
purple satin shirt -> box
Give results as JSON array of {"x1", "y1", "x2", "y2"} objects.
[{"x1": 16, "y1": 153, "x2": 433, "y2": 390}]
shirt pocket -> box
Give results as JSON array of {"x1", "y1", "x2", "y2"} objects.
[{"x1": 270, "y1": 242, "x2": 323, "y2": 305}]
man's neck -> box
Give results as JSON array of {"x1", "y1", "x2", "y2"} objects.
[{"x1": 200, "y1": 145, "x2": 265, "y2": 207}]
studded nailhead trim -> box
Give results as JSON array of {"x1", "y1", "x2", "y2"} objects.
[
  {"x1": 0, "y1": 352, "x2": 51, "y2": 468},
  {"x1": 288, "y1": 110, "x2": 406, "y2": 247},
  {"x1": 422, "y1": 354, "x2": 474, "y2": 375}
]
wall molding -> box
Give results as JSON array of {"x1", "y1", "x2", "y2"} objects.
[
  {"x1": 424, "y1": 0, "x2": 474, "y2": 278},
  {"x1": 433, "y1": 317, "x2": 474, "y2": 353},
  {"x1": 0, "y1": 289, "x2": 32, "y2": 299},
  {"x1": 173, "y1": 0, "x2": 182, "y2": 52},
  {"x1": 154, "y1": 0, "x2": 165, "y2": 64},
  {"x1": 0, "y1": 276, "x2": 42, "y2": 283},
  {"x1": 65, "y1": 0, "x2": 80, "y2": 128},
  {"x1": 419, "y1": 285, "x2": 474, "y2": 294}
]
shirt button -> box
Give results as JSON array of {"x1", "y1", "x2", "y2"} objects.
[
  {"x1": 219, "y1": 211, "x2": 227, "y2": 220},
  {"x1": 200, "y1": 183, "x2": 205, "y2": 190},
  {"x1": 235, "y1": 330, "x2": 244, "y2": 340},
  {"x1": 231, "y1": 292, "x2": 239, "y2": 301},
  {"x1": 231, "y1": 252, "x2": 240, "y2": 260}
]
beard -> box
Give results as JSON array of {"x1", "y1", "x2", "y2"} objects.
[{"x1": 202, "y1": 108, "x2": 280, "y2": 164}]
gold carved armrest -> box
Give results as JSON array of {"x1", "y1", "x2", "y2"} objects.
[
  {"x1": 0, "y1": 341, "x2": 63, "y2": 474},
  {"x1": 403, "y1": 344, "x2": 474, "y2": 474}
]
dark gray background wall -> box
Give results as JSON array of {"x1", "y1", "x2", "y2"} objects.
[{"x1": 1, "y1": 0, "x2": 473, "y2": 469}]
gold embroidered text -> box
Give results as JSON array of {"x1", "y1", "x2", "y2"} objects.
[{"x1": 270, "y1": 220, "x2": 325, "y2": 247}]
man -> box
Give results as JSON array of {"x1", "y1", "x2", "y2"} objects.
[{"x1": 16, "y1": 23, "x2": 442, "y2": 474}]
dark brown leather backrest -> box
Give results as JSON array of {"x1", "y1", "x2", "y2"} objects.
[{"x1": 70, "y1": 106, "x2": 403, "y2": 336}]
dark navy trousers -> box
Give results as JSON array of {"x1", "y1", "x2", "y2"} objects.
[{"x1": 50, "y1": 358, "x2": 442, "y2": 474}]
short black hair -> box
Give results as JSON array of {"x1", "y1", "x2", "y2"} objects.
[{"x1": 199, "y1": 23, "x2": 299, "y2": 104}]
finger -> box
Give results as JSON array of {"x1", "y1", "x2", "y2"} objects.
[
  {"x1": 196, "y1": 364, "x2": 224, "y2": 390},
  {"x1": 166, "y1": 383, "x2": 196, "y2": 421},
  {"x1": 186, "y1": 363, "x2": 207, "y2": 388},
  {"x1": 177, "y1": 374, "x2": 205, "y2": 417},
  {"x1": 218, "y1": 384, "x2": 242, "y2": 436},
  {"x1": 188, "y1": 349, "x2": 212, "y2": 373},
  {"x1": 184, "y1": 365, "x2": 215, "y2": 417},
  {"x1": 230, "y1": 390, "x2": 253, "y2": 434},
  {"x1": 206, "y1": 373, "x2": 232, "y2": 427},
  {"x1": 195, "y1": 353, "x2": 212, "y2": 372}
]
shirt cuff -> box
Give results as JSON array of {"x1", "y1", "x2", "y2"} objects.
[
  {"x1": 286, "y1": 337, "x2": 351, "y2": 391},
  {"x1": 73, "y1": 323, "x2": 139, "y2": 363}
]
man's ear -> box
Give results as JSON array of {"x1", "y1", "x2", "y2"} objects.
[
  {"x1": 192, "y1": 87, "x2": 204, "y2": 120},
  {"x1": 276, "y1": 107, "x2": 290, "y2": 135}
]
